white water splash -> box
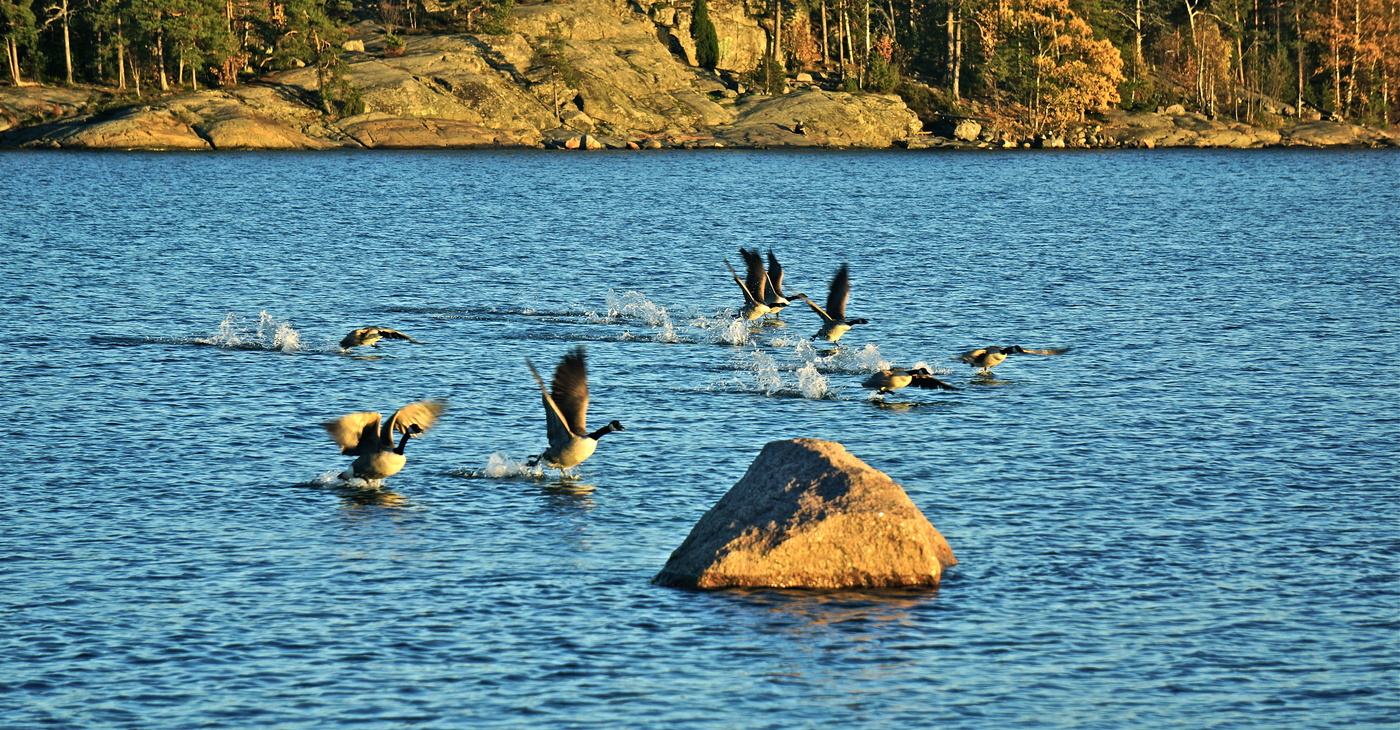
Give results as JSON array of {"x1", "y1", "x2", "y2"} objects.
[
  {"x1": 795, "y1": 363, "x2": 837, "y2": 399},
  {"x1": 197, "y1": 311, "x2": 303, "y2": 352},
  {"x1": 602, "y1": 290, "x2": 681, "y2": 343},
  {"x1": 484, "y1": 451, "x2": 540, "y2": 478},
  {"x1": 749, "y1": 349, "x2": 784, "y2": 395}
]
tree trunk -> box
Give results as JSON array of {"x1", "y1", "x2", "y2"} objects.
[
  {"x1": 953, "y1": 2, "x2": 962, "y2": 97},
  {"x1": 61, "y1": 0, "x2": 73, "y2": 85},
  {"x1": 130, "y1": 50, "x2": 142, "y2": 97},
  {"x1": 774, "y1": 0, "x2": 782, "y2": 72},
  {"x1": 117, "y1": 18, "x2": 126, "y2": 89},
  {"x1": 157, "y1": 27, "x2": 169, "y2": 91},
  {"x1": 821, "y1": 0, "x2": 829, "y2": 64},
  {"x1": 5, "y1": 39, "x2": 20, "y2": 86}
]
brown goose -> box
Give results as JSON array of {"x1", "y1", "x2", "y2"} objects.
[
  {"x1": 323, "y1": 399, "x2": 446, "y2": 481},
  {"x1": 340, "y1": 327, "x2": 421, "y2": 350},
  {"x1": 799, "y1": 263, "x2": 869, "y2": 344},
  {"x1": 958, "y1": 345, "x2": 1071, "y2": 375},
  {"x1": 862, "y1": 367, "x2": 961, "y2": 395},
  {"x1": 763, "y1": 249, "x2": 805, "y2": 315},
  {"x1": 526, "y1": 346, "x2": 625, "y2": 473},
  {"x1": 726, "y1": 248, "x2": 772, "y2": 321}
]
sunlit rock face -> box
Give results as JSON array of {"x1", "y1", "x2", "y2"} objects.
[{"x1": 654, "y1": 438, "x2": 956, "y2": 590}]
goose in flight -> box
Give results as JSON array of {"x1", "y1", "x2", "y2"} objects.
[
  {"x1": 862, "y1": 367, "x2": 961, "y2": 395},
  {"x1": 763, "y1": 249, "x2": 806, "y2": 316},
  {"x1": 800, "y1": 262, "x2": 869, "y2": 344},
  {"x1": 958, "y1": 345, "x2": 1071, "y2": 374},
  {"x1": 526, "y1": 345, "x2": 625, "y2": 474},
  {"x1": 340, "y1": 327, "x2": 421, "y2": 350},
  {"x1": 323, "y1": 399, "x2": 446, "y2": 481},
  {"x1": 726, "y1": 248, "x2": 772, "y2": 321}
]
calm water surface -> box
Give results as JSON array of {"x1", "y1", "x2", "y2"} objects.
[{"x1": 2, "y1": 149, "x2": 1397, "y2": 728}]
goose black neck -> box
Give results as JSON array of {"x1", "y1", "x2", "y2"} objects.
[
  {"x1": 394, "y1": 431, "x2": 414, "y2": 455},
  {"x1": 588, "y1": 421, "x2": 625, "y2": 440}
]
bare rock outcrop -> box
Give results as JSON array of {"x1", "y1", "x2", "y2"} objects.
[
  {"x1": 723, "y1": 89, "x2": 923, "y2": 148},
  {"x1": 653, "y1": 439, "x2": 956, "y2": 590}
]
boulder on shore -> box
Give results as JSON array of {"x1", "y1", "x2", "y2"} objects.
[{"x1": 653, "y1": 438, "x2": 956, "y2": 590}]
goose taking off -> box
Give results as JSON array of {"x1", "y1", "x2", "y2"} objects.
[
  {"x1": 800, "y1": 263, "x2": 869, "y2": 344},
  {"x1": 323, "y1": 399, "x2": 446, "y2": 481},
  {"x1": 526, "y1": 346, "x2": 625, "y2": 473},
  {"x1": 340, "y1": 327, "x2": 421, "y2": 350},
  {"x1": 862, "y1": 367, "x2": 961, "y2": 395},
  {"x1": 726, "y1": 248, "x2": 771, "y2": 321},
  {"x1": 958, "y1": 345, "x2": 1071, "y2": 375},
  {"x1": 763, "y1": 249, "x2": 805, "y2": 315}
]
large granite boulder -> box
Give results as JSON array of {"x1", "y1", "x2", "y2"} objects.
[
  {"x1": 726, "y1": 89, "x2": 923, "y2": 148},
  {"x1": 654, "y1": 438, "x2": 956, "y2": 589}
]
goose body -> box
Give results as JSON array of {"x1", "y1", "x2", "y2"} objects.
[
  {"x1": 727, "y1": 248, "x2": 772, "y2": 321},
  {"x1": 526, "y1": 346, "x2": 625, "y2": 472},
  {"x1": 801, "y1": 263, "x2": 869, "y2": 343},
  {"x1": 340, "y1": 327, "x2": 421, "y2": 350},
  {"x1": 323, "y1": 399, "x2": 446, "y2": 481},
  {"x1": 959, "y1": 346, "x2": 1014, "y2": 373},
  {"x1": 863, "y1": 367, "x2": 961, "y2": 395},
  {"x1": 959, "y1": 345, "x2": 1071, "y2": 374}
]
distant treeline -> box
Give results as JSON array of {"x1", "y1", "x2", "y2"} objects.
[{"x1": 2, "y1": 0, "x2": 1395, "y2": 129}]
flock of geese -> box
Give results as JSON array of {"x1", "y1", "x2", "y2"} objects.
[{"x1": 322, "y1": 247, "x2": 1067, "y2": 484}]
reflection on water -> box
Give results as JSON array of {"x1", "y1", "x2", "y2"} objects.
[
  {"x1": 536, "y1": 481, "x2": 598, "y2": 513},
  {"x1": 336, "y1": 484, "x2": 411, "y2": 509}
]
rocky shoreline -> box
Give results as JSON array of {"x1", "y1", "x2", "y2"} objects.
[{"x1": 3, "y1": 0, "x2": 1397, "y2": 152}]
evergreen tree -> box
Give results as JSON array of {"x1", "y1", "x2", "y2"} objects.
[{"x1": 692, "y1": 0, "x2": 720, "y2": 69}]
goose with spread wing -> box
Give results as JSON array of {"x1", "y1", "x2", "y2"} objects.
[
  {"x1": 323, "y1": 399, "x2": 446, "y2": 481},
  {"x1": 800, "y1": 263, "x2": 869, "y2": 344},
  {"x1": 763, "y1": 249, "x2": 805, "y2": 315},
  {"x1": 726, "y1": 248, "x2": 772, "y2": 321},
  {"x1": 526, "y1": 346, "x2": 625, "y2": 473},
  {"x1": 340, "y1": 327, "x2": 421, "y2": 350},
  {"x1": 959, "y1": 345, "x2": 1071, "y2": 375},
  {"x1": 862, "y1": 367, "x2": 961, "y2": 396}
]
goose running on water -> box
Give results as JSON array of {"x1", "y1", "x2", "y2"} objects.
[
  {"x1": 958, "y1": 345, "x2": 1071, "y2": 375},
  {"x1": 526, "y1": 345, "x2": 626, "y2": 475},
  {"x1": 323, "y1": 399, "x2": 446, "y2": 482},
  {"x1": 862, "y1": 367, "x2": 961, "y2": 396},
  {"x1": 340, "y1": 327, "x2": 421, "y2": 350},
  {"x1": 800, "y1": 262, "x2": 869, "y2": 344}
]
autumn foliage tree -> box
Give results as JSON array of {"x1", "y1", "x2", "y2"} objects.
[{"x1": 978, "y1": 0, "x2": 1126, "y2": 131}]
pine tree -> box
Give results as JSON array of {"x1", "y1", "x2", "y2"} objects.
[{"x1": 692, "y1": 0, "x2": 720, "y2": 69}]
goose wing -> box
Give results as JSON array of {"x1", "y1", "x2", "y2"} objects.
[
  {"x1": 726, "y1": 261, "x2": 761, "y2": 306},
  {"x1": 910, "y1": 373, "x2": 961, "y2": 391},
  {"x1": 800, "y1": 294, "x2": 834, "y2": 322},
  {"x1": 1018, "y1": 346, "x2": 1072, "y2": 355},
  {"x1": 765, "y1": 250, "x2": 786, "y2": 298},
  {"x1": 826, "y1": 263, "x2": 851, "y2": 321},
  {"x1": 527, "y1": 358, "x2": 575, "y2": 445},
  {"x1": 324, "y1": 411, "x2": 384, "y2": 455},
  {"x1": 374, "y1": 328, "x2": 422, "y2": 344},
  {"x1": 740, "y1": 248, "x2": 768, "y2": 302},
  {"x1": 386, "y1": 399, "x2": 446, "y2": 439},
  {"x1": 549, "y1": 346, "x2": 591, "y2": 437}
]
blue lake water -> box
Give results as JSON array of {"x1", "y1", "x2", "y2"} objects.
[{"x1": 2, "y1": 148, "x2": 1397, "y2": 728}]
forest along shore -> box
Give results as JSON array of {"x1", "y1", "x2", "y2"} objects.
[{"x1": 2, "y1": 2, "x2": 1398, "y2": 152}]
